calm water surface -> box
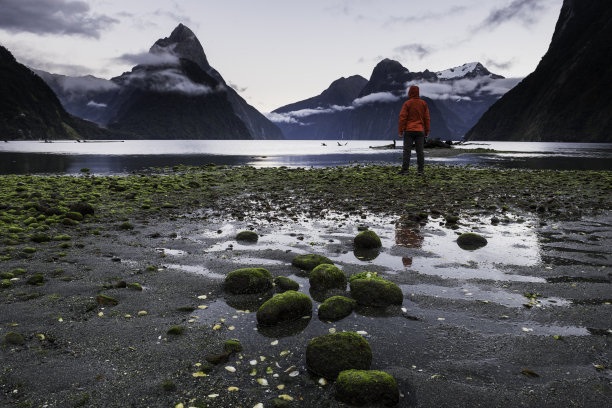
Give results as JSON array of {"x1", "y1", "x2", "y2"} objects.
[{"x1": 0, "y1": 140, "x2": 611, "y2": 174}]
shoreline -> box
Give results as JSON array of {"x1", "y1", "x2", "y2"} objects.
[{"x1": 1, "y1": 165, "x2": 611, "y2": 407}]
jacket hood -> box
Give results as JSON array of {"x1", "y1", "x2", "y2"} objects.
[{"x1": 408, "y1": 85, "x2": 420, "y2": 99}]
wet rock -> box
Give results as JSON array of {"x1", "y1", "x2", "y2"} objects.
[
  {"x1": 223, "y1": 339, "x2": 243, "y2": 353},
  {"x1": 309, "y1": 264, "x2": 347, "y2": 291},
  {"x1": 291, "y1": 254, "x2": 333, "y2": 271},
  {"x1": 4, "y1": 331, "x2": 25, "y2": 345},
  {"x1": 318, "y1": 296, "x2": 356, "y2": 321},
  {"x1": 354, "y1": 230, "x2": 382, "y2": 249},
  {"x1": 349, "y1": 273, "x2": 402, "y2": 307},
  {"x1": 127, "y1": 283, "x2": 143, "y2": 291},
  {"x1": 236, "y1": 230, "x2": 258, "y2": 243},
  {"x1": 205, "y1": 350, "x2": 231, "y2": 365},
  {"x1": 336, "y1": 369, "x2": 400, "y2": 406},
  {"x1": 96, "y1": 294, "x2": 118, "y2": 306},
  {"x1": 457, "y1": 232, "x2": 488, "y2": 250},
  {"x1": 306, "y1": 332, "x2": 372, "y2": 379},
  {"x1": 224, "y1": 267, "x2": 273, "y2": 294},
  {"x1": 445, "y1": 215, "x2": 460, "y2": 224},
  {"x1": 256, "y1": 290, "x2": 312, "y2": 326},
  {"x1": 274, "y1": 276, "x2": 300, "y2": 292}
]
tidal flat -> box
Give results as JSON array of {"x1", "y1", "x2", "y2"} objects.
[{"x1": 1, "y1": 164, "x2": 611, "y2": 407}]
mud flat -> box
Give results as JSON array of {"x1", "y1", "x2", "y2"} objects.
[{"x1": 1, "y1": 164, "x2": 611, "y2": 407}]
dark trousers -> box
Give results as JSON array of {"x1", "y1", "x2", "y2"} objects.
[{"x1": 402, "y1": 131, "x2": 425, "y2": 173}]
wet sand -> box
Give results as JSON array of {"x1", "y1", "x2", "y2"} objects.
[{"x1": 0, "y1": 165, "x2": 610, "y2": 407}]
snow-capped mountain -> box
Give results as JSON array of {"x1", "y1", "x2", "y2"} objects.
[{"x1": 271, "y1": 59, "x2": 519, "y2": 140}]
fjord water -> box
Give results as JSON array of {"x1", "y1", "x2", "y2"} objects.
[{"x1": 1, "y1": 140, "x2": 611, "y2": 174}]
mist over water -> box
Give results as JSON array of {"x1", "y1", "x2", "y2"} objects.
[{"x1": 1, "y1": 140, "x2": 611, "y2": 174}]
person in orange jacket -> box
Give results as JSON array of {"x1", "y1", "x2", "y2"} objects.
[{"x1": 398, "y1": 85, "x2": 430, "y2": 175}]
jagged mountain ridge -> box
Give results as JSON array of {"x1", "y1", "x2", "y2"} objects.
[
  {"x1": 0, "y1": 45, "x2": 111, "y2": 140},
  {"x1": 272, "y1": 59, "x2": 512, "y2": 140},
  {"x1": 465, "y1": 0, "x2": 612, "y2": 142},
  {"x1": 34, "y1": 24, "x2": 283, "y2": 140}
]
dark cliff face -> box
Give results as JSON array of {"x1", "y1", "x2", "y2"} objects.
[
  {"x1": 465, "y1": 0, "x2": 612, "y2": 142},
  {"x1": 0, "y1": 46, "x2": 109, "y2": 140}
]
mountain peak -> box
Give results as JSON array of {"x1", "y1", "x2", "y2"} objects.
[
  {"x1": 436, "y1": 62, "x2": 503, "y2": 80},
  {"x1": 150, "y1": 23, "x2": 210, "y2": 71}
]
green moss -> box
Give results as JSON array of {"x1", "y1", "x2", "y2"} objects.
[
  {"x1": 291, "y1": 254, "x2": 333, "y2": 271},
  {"x1": 354, "y1": 230, "x2": 382, "y2": 249},
  {"x1": 336, "y1": 369, "x2": 400, "y2": 406},
  {"x1": 223, "y1": 339, "x2": 243, "y2": 353},
  {"x1": 306, "y1": 332, "x2": 372, "y2": 379},
  {"x1": 350, "y1": 276, "x2": 403, "y2": 307},
  {"x1": 30, "y1": 233, "x2": 51, "y2": 243},
  {"x1": 309, "y1": 264, "x2": 347, "y2": 290},
  {"x1": 127, "y1": 283, "x2": 143, "y2": 291},
  {"x1": 65, "y1": 212, "x2": 84, "y2": 221},
  {"x1": 445, "y1": 215, "x2": 460, "y2": 224},
  {"x1": 161, "y1": 380, "x2": 177, "y2": 392},
  {"x1": 27, "y1": 273, "x2": 44, "y2": 285},
  {"x1": 0, "y1": 272, "x2": 14, "y2": 279},
  {"x1": 274, "y1": 276, "x2": 300, "y2": 292},
  {"x1": 22, "y1": 247, "x2": 36, "y2": 254},
  {"x1": 53, "y1": 234, "x2": 71, "y2": 241},
  {"x1": 256, "y1": 290, "x2": 312, "y2": 326},
  {"x1": 96, "y1": 294, "x2": 118, "y2": 306},
  {"x1": 11, "y1": 268, "x2": 26, "y2": 276},
  {"x1": 167, "y1": 326, "x2": 185, "y2": 335},
  {"x1": 318, "y1": 296, "x2": 356, "y2": 321},
  {"x1": 236, "y1": 230, "x2": 258, "y2": 243},
  {"x1": 457, "y1": 232, "x2": 488, "y2": 250},
  {"x1": 119, "y1": 221, "x2": 134, "y2": 230},
  {"x1": 224, "y1": 267, "x2": 273, "y2": 294},
  {"x1": 1, "y1": 279, "x2": 11, "y2": 288}
]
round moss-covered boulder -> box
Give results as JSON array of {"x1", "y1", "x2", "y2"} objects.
[
  {"x1": 69, "y1": 202, "x2": 95, "y2": 216},
  {"x1": 457, "y1": 232, "x2": 488, "y2": 250},
  {"x1": 354, "y1": 230, "x2": 382, "y2": 249},
  {"x1": 310, "y1": 264, "x2": 346, "y2": 291},
  {"x1": 306, "y1": 332, "x2": 372, "y2": 379},
  {"x1": 27, "y1": 273, "x2": 45, "y2": 285},
  {"x1": 224, "y1": 268, "x2": 273, "y2": 294},
  {"x1": 292, "y1": 254, "x2": 333, "y2": 271},
  {"x1": 318, "y1": 296, "x2": 356, "y2": 321},
  {"x1": 236, "y1": 230, "x2": 258, "y2": 243},
  {"x1": 336, "y1": 370, "x2": 400, "y2": 406},
  {"x1": 350, "y1": 275, "x2": 403, "y2": 307},
  {"x1": 274, "y1": 276, "x2": 300, "y2": 292},
  {"x1": 256, "y1": 291, "x2": 312, "y2": 326}
]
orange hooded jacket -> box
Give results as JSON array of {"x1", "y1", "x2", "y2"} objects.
[{"x1": 398, "y1": 85, "x2": 430, "y2": 136}]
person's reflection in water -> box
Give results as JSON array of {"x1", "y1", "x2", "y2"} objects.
[{"x1": 395, "y1": 223, "x2": 424, "y2": 267}]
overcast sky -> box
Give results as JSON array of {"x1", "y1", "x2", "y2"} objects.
[{"x1": 0, "y1": 0, "x2": 563, "y2": 112}]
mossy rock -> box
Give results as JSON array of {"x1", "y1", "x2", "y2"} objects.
[
  {"x1": 96, "y1": 294, "x2": 118, "y2": 306},
  {"x1": 336, "y1": 369, "x2": 400, "y2": 406},
  {"x1": 62, "y1": 218, "x2": 79, "y2": 226},
  {"x1": 457, "y1": 232, "x2": 488, "y2": 250},
  {"x1": 1, "y1": 279, "x2": 12, "y2": 288},
  {"x1": 354, "y1": 230, "x2": 382, "y2": 249},
  {"x1": 0, "y1": 272, "x2": 14, "y2": 279},
  {"x1": 310, "y1": 264, "x2": 347, "y2": 291},
  {"x1": 306, "y1": 332, "x2": 372, "y2": 379},
  {"x1": 292, "y1": 254, "x2": 333, "y2": 271},
  {"x1": 119, "y1": 221, "x2": 134, "y2": 230},
  {"x1": 256, "y1": 290, "x2": 312, "y2": 326},
  {"x1": 69, "y1": 202, "x2": 95, "y2": 216},
  {"x1": 127, "y1": 283, "x2": 143, "y2": 291},
  {"x1": 30, "y1": 233, "x2": 51, "y2": 243},
  {"x1": 27, "y1": 273, "x2": 44, "y2": 285},
  {"x1": 225, "y1": 267, "x2": 273, "y2": 294},
  {"x1": 65, "y1": 211, "x2": 84, "y2": 221},
  {"x1": 223, "y1": 339, "x2": 243, "y2": 353},
  {"x1": 4, "y1": 331, "x2": 25, "y2": 345},
  {"x1": 318, "y1": 296, "x2": 356, "y2": 321},
  {"x1": 236, "y1": 230, "x2": 258, "y2": 243},
  {"x1": 274, "y1": 276, "x2": 300, "y2": 292},
  {"x1": 11, "y1": 268, "x2": 26, "y2": 276},
  {"x1": 350, "y1": 276, "x2": 403, "y2": 307},
  {"x1": 167, "y1": 326, "x2": 185, "y2": 335},
  {"x1": 445, "y1": 215, "x2": 460, "y2": 224}
]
